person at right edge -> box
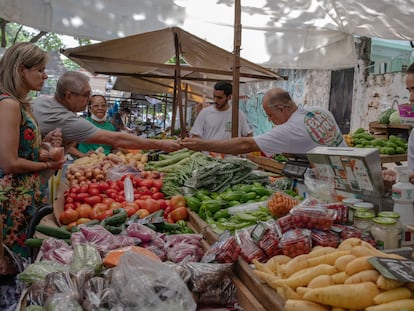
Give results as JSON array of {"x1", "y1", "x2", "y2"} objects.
[
  {"x1": 182, "y1": 87, "x2": 347, "y2": 156},
  {"x1": 383, "y1": 62, "x2": 414, "y2": 189}
]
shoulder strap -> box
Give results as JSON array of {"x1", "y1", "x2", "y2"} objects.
[{"x1": 0, "y1": 92, "x2": 12, "y2": 101}]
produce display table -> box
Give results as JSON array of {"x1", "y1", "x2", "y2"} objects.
[
  {"x1": 380, "y1": 153, "x2": 407, "y2": 164},
  {"x1": 188, "y1": 211, "x2": 285, "y2": 311},
  {"x1": 246, "y1": 154, "x2": 285, "y2": 175},
  {"x1": 368, "y1": 121, "x2": 411, "y2": 139}
]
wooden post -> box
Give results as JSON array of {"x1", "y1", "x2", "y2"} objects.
[{"x1": 232, "y1": 0, "x2": 241, "y2": 138}]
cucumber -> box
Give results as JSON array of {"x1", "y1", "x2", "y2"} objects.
[
  {"x1": 25, "y1": 238, "x2": 44, "y2": 248},
  {"x1": 35, "y1": 224, "x2": 72, "y2": 239},
  {"x1": 103, "y1": 209, "x2": 128, "y2": 226}
]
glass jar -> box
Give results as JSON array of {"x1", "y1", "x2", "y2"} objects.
[
  {"x1": 349, "y1": 201, "x2": 374, "y2": 226},
  {"x1": 378, "y1": 211, "x2": 403, "y2": 248},
  {"x1": 342, "y1": 198, "x2": 362, "y2": 224},
  {"x1": 370, "y1": 217, "x2": 400, "y2": 250},
  {"x1": 354, "y1": 210, "x2": 375, "y2": 233}
]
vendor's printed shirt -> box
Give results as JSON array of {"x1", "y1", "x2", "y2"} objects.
[{"x1": 304, "y1": 110, "x2": 343, "y2": 147}]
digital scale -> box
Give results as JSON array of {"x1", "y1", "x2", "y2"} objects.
[{"x1": 281, "y1": 154, "x2": 310, "y2": 180}]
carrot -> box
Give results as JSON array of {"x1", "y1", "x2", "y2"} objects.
[
  {"x1": 303, "y1": 281, "x2": 379, "y2": 309},
  {"x1": 103, "y1": 245, "x2": 160, "y2": 267},
  {"x1": 365, "y1": 299, "x2": 414, "y2": 311}
]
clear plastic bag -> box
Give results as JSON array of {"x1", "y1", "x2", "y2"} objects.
[
  {"x1": 304, "y1": 167, "x2": 336, "y2": 202},
  {"x1": 107, "y1": 252, "x2": 197, "y2": 311}
]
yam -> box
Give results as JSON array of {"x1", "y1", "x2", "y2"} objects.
[
  {"x1": 334, "y1": 254, "x2": 356, "y2": 271},
  {"x1": 331, "y1": 271, "x2": 349, "y2": 284},
  {"x1": 338, "y1": 237, "x2": 364, "y2": 249},
  {"x1": 344, "y1": 256, "x2": 374, "y2": 276},
  {"x1": 303, "y1": 281, "x2": 379, "y2": 309},
  {"x1": 308, "y1": 274, "x2": 335, "y2": 288},
  {"x1": 276, "y1": 263, "x2": 337, "y2": 289},
  {"x1": 377, "y1": 275, "x2": 405, "y2": 290},
  {"x1": 264, "y1": 254, "x2": 291, "y2": 273},
  {"x1": 373, "y1": 287, "x2": 412, "y2": 304},
  {"x1": 365, "y1": 298, "x2": 414, "y2": 311},
  {"x1": 309, "y1": 246, "x2": 337, "y2": 257},
  {"x1": 252, "y1": 259, "x2": 274, "y2": 275},
  {"x1": 284, "y1": 299, "x2": 329, "y2": 311},
  {"x1": 296, "y1": 286, "x2": 312, "y2": 299},
  {"x1": 344, "y1": 269, "x2": 380, "y2": 284}
]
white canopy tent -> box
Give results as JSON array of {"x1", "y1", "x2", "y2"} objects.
[{"x1": 2, "y1": 0, "x2": 414, "y2": 70}]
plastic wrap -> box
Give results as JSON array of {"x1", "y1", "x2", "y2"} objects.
[
  {"x1": 201, "y1": 231, "x2": 241, "y2": 264},
  {"x1": 311, "y1": 229, "x2": 339, "y2": 248},
  {"x1": 235, "y1": 227, "x2": 266, "y2": 263},
  {"x1": 279, "y1": 228, "x2": 312, "y2": 257},
  {"x1": 40, "y1": 238, "x2": 73, "y2": 264},
  {"x1": 289, "y1": 204, "x2": 334, "y2": 230},
  {"x1": 107, "y1": 252, "x2": 197, "y2": 311}
]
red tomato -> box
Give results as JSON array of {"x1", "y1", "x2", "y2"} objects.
[
  {"x1": 157, "y1": 199, "x2": 168, "y2": 210},
  {"x1": 90, "y1": 203, "x2": 111, "y2": 220},
  {"x1": 140, "y1": 178, "x2": 153, "y2": 188},
  {"x1": 75, "y1": 192, "x2": 89, "y2": 203},
  {"x1": 76, "y1": 217, "x2": 92, "y2": 225},
  {"x1": 97, "y1": 181, "x2": 109, "y2": 192},
  {"x1": 102, "y1": 197, "x2": 115, "y2": 205},
  {"x1": 151, "y1": 192, "x2": 165, "y2": 200},
  {"x1": 84, "y1": 195, "x2": 102, "y2": 206},
  {"x1": 141, "y1": 198, "x2": 160, "y2": 214},
  {"x1": 140, "y1": 194, "x2": 152, "y2": 200},
  {"x1": 170, "y1": 195, "x2": 186, "y2": 210},
  {"x1": 170, "y1": 206, "x2": 189, "y2": 222},
  {"x1": 88, "y1": 187, "x2": 101, "y2": 196},
  {"x1": 77, "y1": 203, "x2": 93, "y2": 218},
  {"x1": 123, "y1": 202, "x2": 139, "y2": 211},
  {"x1": 136, "y1": 186, "x2": 151, "y2": 196},
  {"x1": 100, "y1": 209, "x2": 115, "y2": 221},
  {"x1": 149, "y1": 186, "x2": 159, "y2": 194},
  {"x1": 79, "y1": 184, "x2": 89, "y2": 193},
  {"x1": 134, "y1": 199, "x2": 144, "y2": 209},
  {"x1": 65, "y1": 196, "x2": 75, "y2": 204},
  {"x1": 135, "y1": 209, "x2": 150, "y2": 219},
  {"x1": 123, "y1": 206, "x2": 137, "y2": 217},
  {"x1": 64, "y1": 203, "x2": 76, "y2": 211},
  {"x1": 59, "y1": 209, "x2": 79, "y2": 225},
  {"x1": 152, "y1": 179, "x2": 163, "y2": 189},
  {"x1": 109, "y1": 201, "x2": 123, "y2": 210},
  {"x1": 70, "y1": 186, "x2": 81, "y2": 194}
]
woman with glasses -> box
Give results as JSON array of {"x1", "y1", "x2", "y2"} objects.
[{"x1": 68, "y1": 94, "x2": 116, "y2": 157}]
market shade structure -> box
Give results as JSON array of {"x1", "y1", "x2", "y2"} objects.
[
  {"x1": 2, "y1": 0, "x2": 414, "y2": 70},
  {"x1": 61, "y1": 27, "x2": 283, "y2": 131}
]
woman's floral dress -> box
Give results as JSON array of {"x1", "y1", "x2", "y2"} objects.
[{"x1": 0, "y1": 94, "x2": 48, "y2": 310}]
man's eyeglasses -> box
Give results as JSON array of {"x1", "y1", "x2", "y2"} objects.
[{"x1": 71, "y1": 91, "x2": 91, "y2": 98}]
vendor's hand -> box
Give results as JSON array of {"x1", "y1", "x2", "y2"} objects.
[
  {"x1": 382, "y1": 169, "x2": 397, "y2": 191},
  {"x1": 160, "y1": 140, "x2": 181, "y2": 152},
  {"x1": 43, "y1": 128, "x2": 63, "y2": 147},
  {"x1": 180, "y1": 137, "x2": 204, "y2": 151},
  {"x1": 45, "y1": 158, "x2": 66, "y2": 171}
]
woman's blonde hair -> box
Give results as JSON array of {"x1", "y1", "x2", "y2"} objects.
[{"x1": 0, "y1": 42, "x2": 48, "y2": 105}]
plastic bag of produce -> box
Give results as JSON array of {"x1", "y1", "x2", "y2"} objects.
[
  {"x1": 107, "y1": 252, "x2": 197, "y2": 311},
  {"x1": 201, "y1": 231, "x2": 240, "y2": 264}
]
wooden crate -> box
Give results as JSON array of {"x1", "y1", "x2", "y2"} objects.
[
  {"x1": 369, "y1": 121, "x2": 411, "y2": 139},
  {"x1": 247, "y1": 154, "x2": 285, "y2": 175}
]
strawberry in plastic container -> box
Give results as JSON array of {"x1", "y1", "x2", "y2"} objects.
[{"x1": 311, "y1": 229, "x2": 339, "y2": 248}]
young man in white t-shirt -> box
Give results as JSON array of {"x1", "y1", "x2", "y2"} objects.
[
  {"x1": 189, "y1": 81, "x2": 252, "y2": 157},
  {"x1": 182, "y1": 87, "x2": 346, "y2": 156}
]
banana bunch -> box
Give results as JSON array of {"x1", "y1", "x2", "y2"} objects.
[{"x1": 343, "y1": 134, "x2": 354, "y2": 146}]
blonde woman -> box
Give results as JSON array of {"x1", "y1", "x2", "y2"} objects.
[{"x1": 0, "y1": 42, "x2": 65, "y2": 309}]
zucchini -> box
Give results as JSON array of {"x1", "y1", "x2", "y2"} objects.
[
  {"x1": 35, "y1": 224, "x2": 71, "y2": 239},
  {"x1": 25, "y1": 238, "x2": 44, "y2": 248},
  {"x1": 103, "y1": 209, "x2": 128, "y2": 226}
]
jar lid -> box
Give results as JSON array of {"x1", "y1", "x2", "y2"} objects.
[
  {"x1": 355, "y1": 211, "x2": 375, "y2": 219},
  {"x1": 342, "y1": 198, "x2": 362, "y2": 205},
  {"x1": 353, "y1": 202, "x2": 374, "y2": 209},
  {"x1": 373, "y1": 217, "x2": 397, "y2": 225},
  {"x1": 378, "y1": 211, "x2": 400, "y2": 219}
]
